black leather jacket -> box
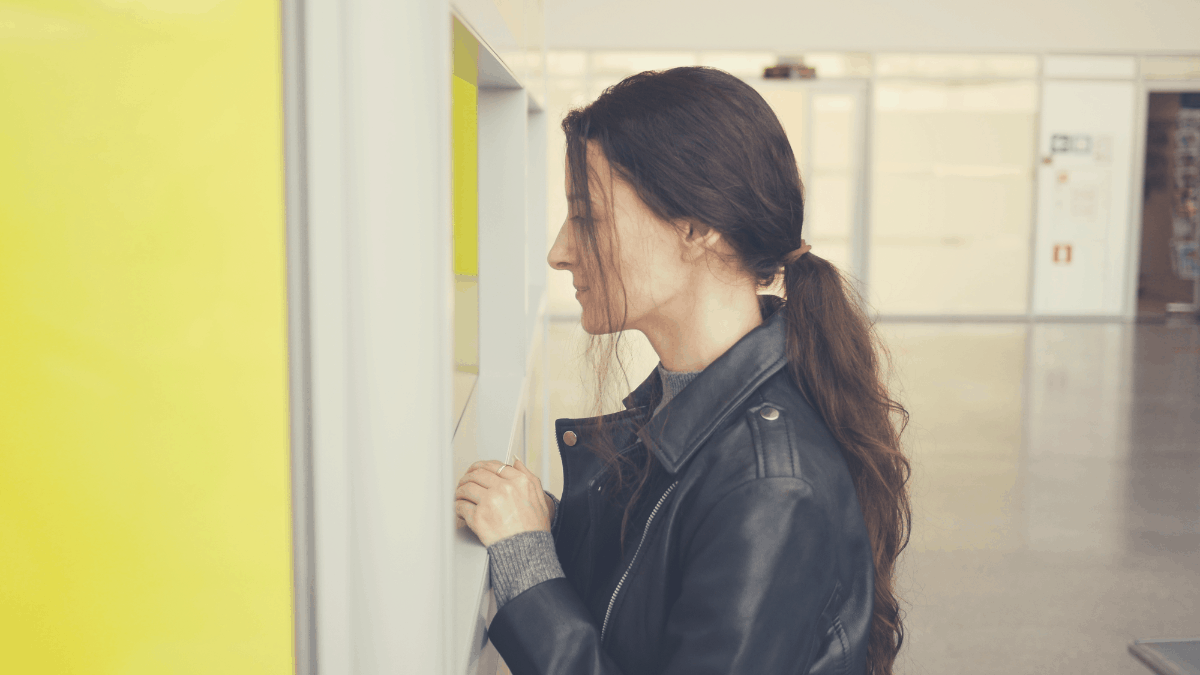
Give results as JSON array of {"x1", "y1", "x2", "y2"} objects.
[{"x1": 488, "y1": 306, "x2": 875, "y2": 675}]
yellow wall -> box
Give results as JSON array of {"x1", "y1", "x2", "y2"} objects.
[
  {"x1": 0, "y1": 2, "x2": 294, "y2": 673},
  {"x1": 453, "y1": 17, "x2": 480, "y2": 375},
  {"x1": 452, "y1": 17, "x2": 480, "y2": 279}
]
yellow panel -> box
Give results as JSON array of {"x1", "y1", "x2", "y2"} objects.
[
  {"x1": 0, "y1": 2, "x2": 294, "y2": 674},
  {"x1": 452, "y1": 16, "x2": 479, "y2": 278},
  {"x1": 452, "y1": 15, "x2": 479, "y2": 380},
  {"x1": 452, "y1": 74, "x2": 480, "y2": 278},
  {"x1": 452, "y1": 16, "x2": 479, "y2": 86}
]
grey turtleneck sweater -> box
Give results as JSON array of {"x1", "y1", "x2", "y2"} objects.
[{"x1": 486, "y1": 361, "x2": 704, "y2": 608}]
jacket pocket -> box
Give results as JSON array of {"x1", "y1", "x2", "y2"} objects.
[{"x1": 806, "y1": 580, "x2": 849, "y2": 675}]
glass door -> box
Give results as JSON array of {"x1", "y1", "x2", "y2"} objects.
[{"x1": 869, "y1": 78, "x2": 1039, "y2": 316}]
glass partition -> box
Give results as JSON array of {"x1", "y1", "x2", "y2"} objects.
[
  {"x1": 544, "y1": 51, "x2": 872, "y2": 310},
  {"x1": 870, "y1": 78, "x2": 1038, "y2": 315},
  {"x1": 542, "y1": 50, "x2": 1052, "y2": 318},
  {"x1": 751, "y1": 80, "x2": 867, "y2": 287}
]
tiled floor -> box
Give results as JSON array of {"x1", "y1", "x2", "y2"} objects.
[{"x1": 542, "y1": 315, "x2": 1200, "y2": 674}]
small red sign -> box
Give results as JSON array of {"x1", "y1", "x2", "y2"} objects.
[{"x1": 1053, "y1": 244, "x2": 1072, "y2": 264}]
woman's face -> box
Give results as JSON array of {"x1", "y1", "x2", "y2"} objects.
[{"x1": 547, "y1": 141, "x2": 700, "y2": 336}]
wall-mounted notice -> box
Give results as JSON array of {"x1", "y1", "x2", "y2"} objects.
[{"x1": 1034, "y1": 81, "x2": 1136, "y2": 315}]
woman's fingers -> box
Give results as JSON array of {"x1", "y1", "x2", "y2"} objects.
[
  {"x1": 455, "y1": 458, "x2": 540, "y2": 514},
  {"x1": 511, "y1": 458, "x2": 543, "y2": 491},
  {"x1": 455, "y1": 480, "x2": 488, "y2": 504},
  {"x1": 466, "y1": 459, "x2": 507, "y2": 476},
  {"x1": 453, "y1": 458, "x2": 551, "y2": 547},
  {"x1": 459, "y1": 460, "x2": 513, "y2": 488},
  {"x1": 511, "y1": 457, "x2": 536, "y2": 480},
  {"x1": 458, "y1": 466, "x2": 503, "y2": 492},
  {"x1": 457, "y1": 461, "x2": 488, "y2": 486},
  {"x1": 454, "y1": 499, "x2": 475, "y2": 524}
]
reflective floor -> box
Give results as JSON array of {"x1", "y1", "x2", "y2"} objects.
[{"x1": 544, "y1": 315, "x2": 1200, "y2": 674}]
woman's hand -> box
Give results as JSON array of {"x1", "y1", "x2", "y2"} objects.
[{"x1": 454, "y1": 458, "x2": 551, "y2": 548}]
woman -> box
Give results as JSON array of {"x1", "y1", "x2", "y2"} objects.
[{"x1": 454, "y1": 66, "x2": 911, "y2": 675}]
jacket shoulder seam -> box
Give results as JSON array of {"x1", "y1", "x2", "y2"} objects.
[{"x1": 745, "y1": 393, "x2": 805, "y2": 480}]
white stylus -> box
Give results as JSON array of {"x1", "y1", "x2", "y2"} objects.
[{"x1": 502, "y1": 407, "x2": 522, "y2": 470}]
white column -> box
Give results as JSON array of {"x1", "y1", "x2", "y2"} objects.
[{"x1": 303, "y1": 0, "x2": 454, "y2": 673}]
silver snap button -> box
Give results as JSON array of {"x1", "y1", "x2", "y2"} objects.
[
  {"x1": 563, "y1": 430, "x2": 577, "y2": 446},
  {"x1": 760, "y1": 407, "x2": 779, "y2": 421}
]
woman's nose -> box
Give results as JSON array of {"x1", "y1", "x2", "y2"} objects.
[{"x1": 547, "y1": 219, "x2": 571, "y2": 269}]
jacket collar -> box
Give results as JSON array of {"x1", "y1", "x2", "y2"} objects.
[{"x1": 621, "y1": 304, "x2": 790, "y2": 474}]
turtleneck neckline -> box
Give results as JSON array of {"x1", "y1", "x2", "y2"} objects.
[{"x1": 653, "y1": 361, "x2": 704, "y2": 417}]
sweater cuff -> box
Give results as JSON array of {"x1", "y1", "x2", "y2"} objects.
[{"x1": 487, "y1": 530, "x2": 565, "y2": 609}]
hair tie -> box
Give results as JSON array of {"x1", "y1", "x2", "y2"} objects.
[{"x1": 782, "y1": 239, "x2": 811, "y2": 265}]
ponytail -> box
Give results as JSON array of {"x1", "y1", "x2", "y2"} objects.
[{"x1": 765, "y1": 254, "x2": 912, "y2": 675}]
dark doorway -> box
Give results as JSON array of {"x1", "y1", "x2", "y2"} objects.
[{"x1": 1137, "y1": 92, "x2": 1200, "y2": 320}]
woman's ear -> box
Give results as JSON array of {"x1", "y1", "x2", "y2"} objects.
[{"x1": 679, "y1": 220, "x2": 722, "y2": 260}]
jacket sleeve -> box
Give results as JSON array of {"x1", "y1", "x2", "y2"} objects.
[{"x1": 486, "y1": 476, "x2": 841, "y2": 675}]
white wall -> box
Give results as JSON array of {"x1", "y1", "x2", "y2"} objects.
[{"x1": 546, "y1": 0, "x2": 1200, "y2": 53}]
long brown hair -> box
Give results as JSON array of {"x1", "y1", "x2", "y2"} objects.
[{"x1": 561, "y1": 66, "x2": 912, "y2": 674}]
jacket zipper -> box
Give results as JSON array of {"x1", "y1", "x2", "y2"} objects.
[{"x1": 600, "y1": 479, "x2": 679, "y2": 645}]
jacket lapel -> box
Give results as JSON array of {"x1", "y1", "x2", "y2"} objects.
[
  {"x1": 560, "y1": 304, "x2": 790, "y2": 482},
  {"x1": 634, "y1": 305, "x2": 790, "y2": 474},
  {"x1": 552, "y1": 305, "x2": 792, "y2": 594}
]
